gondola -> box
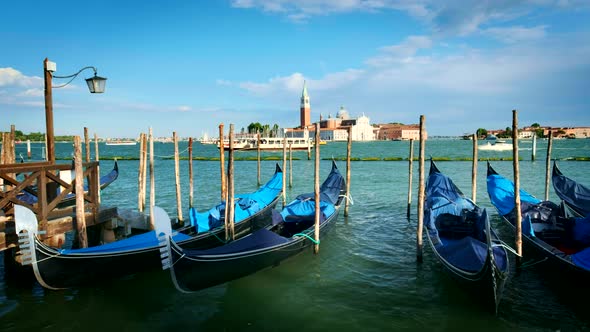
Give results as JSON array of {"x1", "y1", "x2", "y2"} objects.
[
  {"x1": 486, "y1": 162, "x2": 590, "y2": 279},
  {"x1": 16, "y1": 160, "x2": 120, "y2": 207},
  {"x1": 14, "y1": 165, "x2": 283, "y2": 289},
  {"x1": 160, "y1": 161, "x2": 346, "y2": 293},
  {"x1": 424, "y1": 160, "x2": 509, "y2": 314},
  {"x1": 552, "y1": 161, "x2": 590, "y2": 217}
]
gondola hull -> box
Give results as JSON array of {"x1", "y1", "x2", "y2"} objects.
[
  {"x1": 552, "y1": 162, "x2": 590, "y2": 217},
  {"x1": 165, "y1": 160, "x2": 346, "y2": 293},
  {"x1": 497, "y1": 213, "x2": 590, "y2": 280},
  {"x1": 487, "y1": 162, "x2": 590, "y2": 282},
  {"x1": 28, "y1": 197, "x2": 279, "y2": 289},
  {"x1": 169, "y1": 208, "x2": 339, "y2": 292},
  {"x1": 425, "y1": 160, "x2": 509, "y2": 314},
  {"x1": 427, "y1": 231, "x2": 507, "y2": 313}
]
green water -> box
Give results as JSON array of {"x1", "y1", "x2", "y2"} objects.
[{"x1": 1, "y1": 139, "x2": 589, "y2": 331}]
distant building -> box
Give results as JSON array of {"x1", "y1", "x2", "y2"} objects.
[
  {"x1": 316, "y1": 107, "x2": 375, "y2": 141},
  {"x1": 486, "y1": 126, "x2": 590, "y2": 139},
  {"x1": 376, "y1": 124, "x2": 422, "y2": 140},
  {"x1": 518, "y1": 130, "x2": 535, "y2": 139},
  {"x1": 288, "y1": 83, "x2": 375, "y2": 141},
  {"x1": 300, "y1": 81, "x2": 311, "y2": 128},
  {"x1": 543, "y1": 126, "x2": 590, "y2": 138}
]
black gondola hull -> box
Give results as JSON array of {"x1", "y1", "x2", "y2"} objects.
[
  {"x1": 498, "y1": 214, "x2": 590, "y2": 281},
  {"x1": 169, "y1": 208, "x2": 339, "y2": 292},
  {"x1": 30, "y1": 197, "x2": 279, "y2": 289},
  {"x1": 426, "y1": 232, "x2": 508, "y2": 314}
]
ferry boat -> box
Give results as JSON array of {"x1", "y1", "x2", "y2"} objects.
[
  {"x1": 105, "y1": 140, "x2": 137, "y2": 146},
  {"x1": 218, "y1": 137, "x2": 314, "y2": 151},
  {"x1": 478, "y1": 140, "x2": 513, "y2": 151}
]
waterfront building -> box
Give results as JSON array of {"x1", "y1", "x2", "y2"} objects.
[
  {"x1": 376, "y1": 123, "x2": 422, "y2": 140},
  {"x1": 542, "y1": 126, "x2": 590, "y2": 138},
  {"x1": 316, "y1": 106, "x2": 375, "y2": 141}
]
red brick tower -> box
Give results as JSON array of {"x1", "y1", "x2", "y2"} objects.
[{"x1": 300, "y1": 81, "x2": 310, "y2": 128}]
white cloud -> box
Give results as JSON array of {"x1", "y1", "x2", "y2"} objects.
[
  {"x1": 229, "y1": 0, "x2": 584, "y2": 37},
  {"x1": 234, "y1": 30, "x2": 590, "y2": 106},
  {"x1": 483, "y1": 25, "x2": 547, "y2": 43},
  {"x1": 17, "y1": 88, "x2": 44, "y2": 97},
  {"x1": 177, "y1": 105, "x2": 191, "y2": 112},
  {"x1": 366, "y1": 35, "x2": 432, "y2": 66},
  {"x1": 231, "y1": 0, "x2": 432, "y2": 22},
  {"x1": 0, "y1": 67, "x2": 42, "y2": 88},
  {"x1": 238, "y1": 69, "x2": 365, "y2": 96},
  {"x1": 239, "y1": 72, "x2": 305, "y2": 95}
]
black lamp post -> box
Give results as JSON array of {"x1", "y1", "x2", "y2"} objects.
[{"x1": 43, "y1": 58, "x2": 107, "y2": 163}]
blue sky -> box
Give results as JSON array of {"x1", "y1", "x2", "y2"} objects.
[{"x1": 1, "y1": 0, "x2": 589, "y2": 138}]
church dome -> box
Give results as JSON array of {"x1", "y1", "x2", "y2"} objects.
[{"x1": 336, "y1": 106, "x2": 349, "y2": 120}]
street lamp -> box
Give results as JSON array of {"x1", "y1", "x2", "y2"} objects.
[{"x1": 43, "y1": 58, "x2": 107, "y2": 163}]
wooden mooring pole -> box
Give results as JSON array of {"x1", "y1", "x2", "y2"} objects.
[
  {"x1": 532, "y1": 134, "x2": 537, "y2": 161},
  {"x1": 512, "y1": 110, "x2": 523, "y2": 266},
  {"x1": 142, "y1": 133, "x2": 148, "y2": 211},
  {"x1": 73, "y1": 136, "x2": 88, "y2": 248},
  {"x1": 94, "y1": 133, "x2": 101, "y2": 203},
  {"x1": 314, "y1": 123, "x2": 321, "y2": 254},
  {"x1": 472, "y1": 132, "x2": 478, "y2": 203},
  {"x1": 344, "y1": 126, "x2": 352, "y2": 217},
  {"x1": 417, "y1": 115, "x2": 426, "y2": 263},
  {"x1": 289, "y1": 142, "x2": 293, "y2": 188},
  {"x1": 84, "y1": 127, "x2": 90, "y2": 162},
  {"x1": 27, "y1": 139, "x2": 31, "y2": 159},
  {"x1": 219, "y1": 124, "x2": 226, "y2": 203},
  {"x1": 257, "y1": 132, "x2": 261, "y2": 186},
  {"x1": 406, "y1": 139, "x2": 414, "y2": 219},
  {"x1": 188, "y1": 137, "x2": 194, "y2": 208},
  {"x1": 149, "y1": 127, "x2": 155, "y2": 229},
  {"x1": 227, "y1": 124, "x2": 235, "y2": 240},
  {"x1": 173, "y1": 132, "x2": 183, "y2": 225},
  {"x1": 94, "y1": 133, "x2": 99, "y2": 162},
  {"x1": 138, "y1": 133, "x2": 146, "y2": 212},
  {"x1": 545, "y1": 130, "x2": 553, "y2": 201},
  {"x1": 282, "y1": 135, "x2": 287, "y2": 206}
]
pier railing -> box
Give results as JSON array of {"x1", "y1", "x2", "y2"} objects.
[{"x1": 0, "y1": 161, "x2": 100, "y2": 229}]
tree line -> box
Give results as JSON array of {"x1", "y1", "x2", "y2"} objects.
[
  {"x1": 246, "y1": 122, "x2": 282, "y2": 137},
  {"x1": 475, "y1": 123, "x2": 561, "y2": 139},
  {"x1": 0, "y1": 130, "x2": 75, "y2": 142}
]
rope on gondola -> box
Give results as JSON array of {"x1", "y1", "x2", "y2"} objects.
[
  {"x1": 341, "y1": 193, "x2": 354, "y2": 205},
  {"x1": 492, "y1": 239, "x2": 521, "y2": 257},
  {"x1": 209, "y1": 229, "x2": 229, "y2": 244},
  {"x1": 519, "y1": 257, "x2": 548, "y2": 269},
  {"x1": 293, "y1": 233, "x2": 320, "y2": 244}
]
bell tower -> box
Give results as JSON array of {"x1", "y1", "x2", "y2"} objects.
[{"x1": 300, "y1": 80, "x2": 311, "y2": 128}]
